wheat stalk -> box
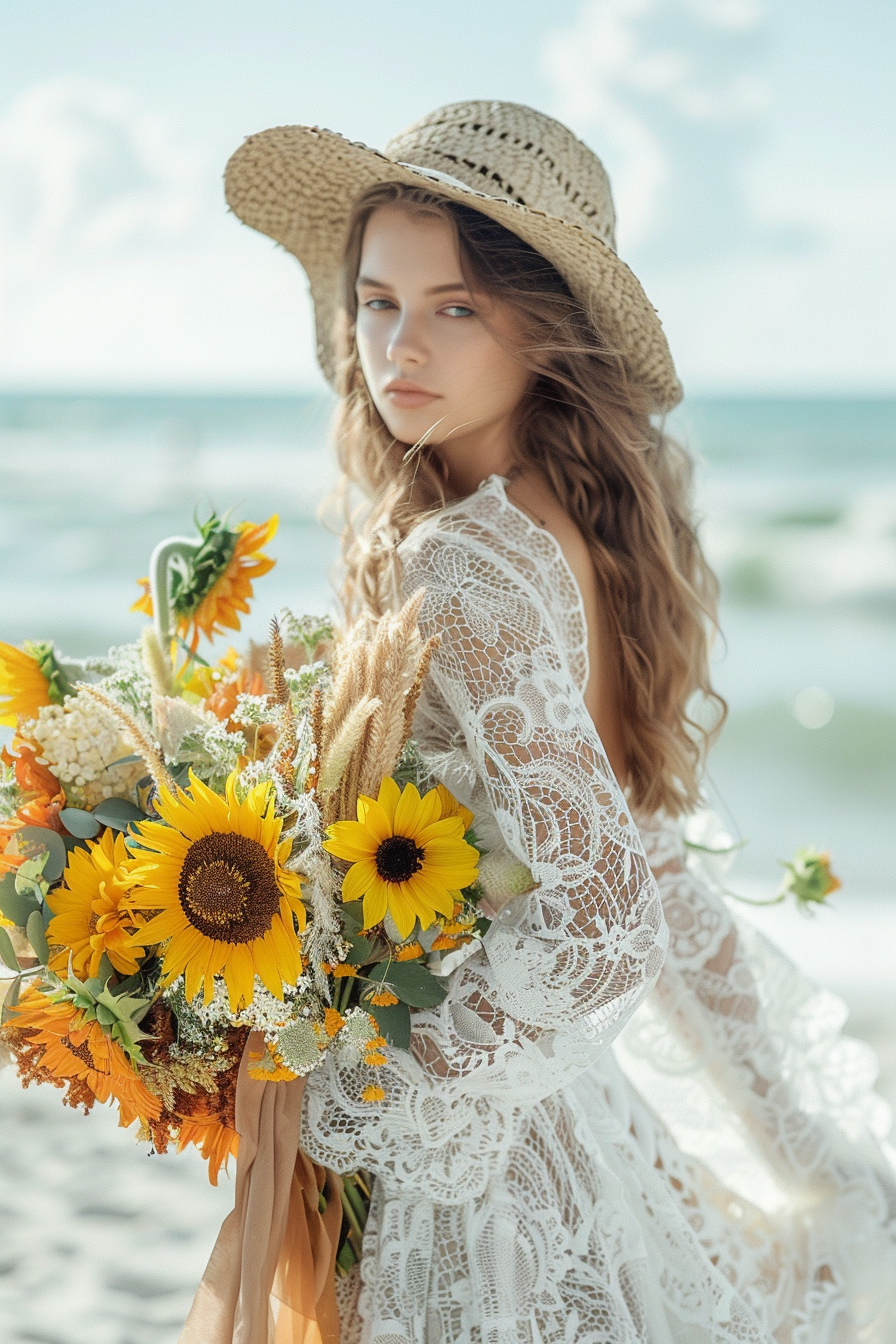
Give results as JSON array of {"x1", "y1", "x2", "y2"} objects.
[
  {"x1": 318, "y1": 695, "x2": 381, "y2": 792},
  {"x1": 78, "y1": 685, "x2": 176, "y2": 794}
]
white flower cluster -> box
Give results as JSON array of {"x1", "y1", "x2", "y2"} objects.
[
  {"x1": 27, "y1": 692, "x2": 146, "y2": 807},
  {"x1": 182, "y1": 972, "x2": 315, "y2": 1040}
]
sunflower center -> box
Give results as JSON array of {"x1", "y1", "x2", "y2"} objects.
[
  {"x1": 179, "y1": 832, "x2": 281, "y2": 944},
  {"x1": 375, "y1": 835, "x2": 424, "y2": 884}
]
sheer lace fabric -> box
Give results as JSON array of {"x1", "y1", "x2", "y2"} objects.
[{"x1": 301, "y1": 474, "x2": 896, "y2": 1342}]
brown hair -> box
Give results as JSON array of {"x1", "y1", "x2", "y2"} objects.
[{"x1": 325, "y1": 183, "x2": 725, "y2": 816}]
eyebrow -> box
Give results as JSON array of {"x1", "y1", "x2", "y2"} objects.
[{"x1": 355, "y1": 275, "x2": 470, "y2": 295}]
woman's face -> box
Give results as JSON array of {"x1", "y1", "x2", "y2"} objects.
[{"x1": 354, "y1": 204, "x2": 531, "y2": 452}]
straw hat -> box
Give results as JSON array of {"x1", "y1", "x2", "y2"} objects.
[{"x1": 225, "y1": 100, "x2": 682, "y2": 411}]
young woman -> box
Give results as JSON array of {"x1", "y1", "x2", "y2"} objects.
[{"x1": 223, "y1": 102, "x2": 896, "y2": 1343}]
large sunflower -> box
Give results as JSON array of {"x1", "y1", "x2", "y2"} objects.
[
  {"x1": 133, "y1": 514, "x2": 278, "y2": 651},
  {"x1": 9, "y1": 988, "x2": 161, "y2": 1127},
  {"x1": 47, "y1": 829, "x2": 147, "y2": 979},
  {"x1": 127, "y1": 770, "x2": 305, "y2": 1011},
  {"x1": 323, "y1": 777, "x2": 479, "y2": 939}
]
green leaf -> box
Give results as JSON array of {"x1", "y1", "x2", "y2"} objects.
[
  {"x1": 0, "y1": 927, "x2": 21, "y2": 973},
  {"x1": 345, "y1": 932, "x2": 377, "y2": 966},
  {"x1": 366, "y1": 960, "x2": 448, "y2": 1009},
  {"x1": 59, "y1": 807, "x2": 102, "y2": 839},
  {"x1": 340, "y1": 902, "x2": 365, "y2": 935},
  {"x1": 103, "y1": 754, "x2": 143, "y2": 770},
  {"x1": 16, "y1": 828, "x2": 67, "y2": 883},
  {"x1": 92, "y1": 798, "x2": 147, "y2": 830},
  {"x1": 1, "y1": 973, "x2": 22, "y2": 1025},
  {"x1": 25, "y1": 911, "x2": 50, "y2": 965},
  {"x1": 0, "y1": 871, "x2": 40, "y2": 927},
  {"x1": 366, "y1": 999, "x2": 411, "y2": 1048}
]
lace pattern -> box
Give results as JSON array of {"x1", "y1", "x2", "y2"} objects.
[{"x1": 300, "y1": 475, "x2": 896, "y2": 1343}]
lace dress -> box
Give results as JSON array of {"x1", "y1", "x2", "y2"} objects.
[{"x1": 301, "y1": 473, "x2": 896, "y2": 1343}]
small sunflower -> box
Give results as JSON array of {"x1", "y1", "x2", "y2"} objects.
[
  {"x1": 323, "y1": 777, "x2": 479, "y2": 940},
  {"x1": 133, "y1": 514, "x2": 278, "y2": 651},
  {"x1": 47, "y1": 829, "x2": 147, "y2": 979},
  {"x1": 9, "y1": 989, "x2": 161, "y2": 1127},
  {"x1": 127, "y1": 770, "x2": 305, "y2": 1012}
]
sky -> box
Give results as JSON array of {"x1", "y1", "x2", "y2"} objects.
[{"x1": 0, "y1": 0, "x2": 893, "y2": 395}]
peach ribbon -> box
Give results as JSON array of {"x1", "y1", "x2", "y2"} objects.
[{"x1": 179, "y1": 1030, "x2": 343, "y2": 1344}]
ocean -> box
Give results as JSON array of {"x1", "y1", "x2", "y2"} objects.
[
  {"x1": 0, "y1": 391, "x2": 894, "y2": 1343},
  {"x1": 2, "y1": 391, "x2": 893, "y2": 901}
]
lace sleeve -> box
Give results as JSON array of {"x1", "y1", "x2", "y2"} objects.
[
  {"x1": 301, "y1": 510, "x2": 666, "y2": 1195},
  {"x1": 403, "y1": 516, "x2": 666, "y2": 1050}
]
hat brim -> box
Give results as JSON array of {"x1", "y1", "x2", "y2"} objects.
[{"x1": 224, "y1": 125, "x2": 682, "y2": 412}]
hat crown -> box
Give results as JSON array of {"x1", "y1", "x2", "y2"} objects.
[{"x1": 384, "y1": 100, "x2": 617, "y2": 253}]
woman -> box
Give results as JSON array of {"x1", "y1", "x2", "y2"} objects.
[{"x1": 223, "y1": 102, "x2": 896, "y2": 1342}]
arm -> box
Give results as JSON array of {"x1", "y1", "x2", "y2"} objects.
[
  {"x1": 405, "y1": 521, "x2": 666, "y2": 1063},
  {"x1": 302, "y1": 521, "x2": 666, "y2": 1194}
]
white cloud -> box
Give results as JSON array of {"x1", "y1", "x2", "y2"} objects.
[
  {"x1": 542, "y1": 0, "x2": 767, "y2": 250},
  {"x1": 0, "y1": 78, "x2": 323, "y2": 389}
]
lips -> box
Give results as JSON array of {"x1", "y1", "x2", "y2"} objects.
[{"x1": 383, "y1": 380, "x2": 440, "y2": 409}]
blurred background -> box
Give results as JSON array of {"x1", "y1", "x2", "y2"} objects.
[{"x1": 1, "y1": 2, "x2": 894, "y2": 1340}]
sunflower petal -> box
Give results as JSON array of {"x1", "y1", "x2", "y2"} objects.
[{"x1": 341, "y1": 858, "x2": 378, "y2": 903}]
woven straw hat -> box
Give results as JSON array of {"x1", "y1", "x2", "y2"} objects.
[{"x1": 225, "y1": 100, "x2": 682, "y2": 411}]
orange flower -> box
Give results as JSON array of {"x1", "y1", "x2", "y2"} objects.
[
  {"x1": 0, "y1": 736, "x2": 65, "y2": 875},
  {"x1": 369, "y1": 990, "x2": 398, "y2": 1007},
  {"x1": 9, "y1": 989, "x2": 160, "y2": 1127},
  {"x1": 174, "y1": 1114, "x2": 239, "y2": 1186},
  {"x1": 332, "y1": 964, "x2": 358, "y2": 978},
  {"x1": 324, "y1": 1007, "x2": 345, "y2": 1037},
  {"x1": 361, "y1": 1084, "x2": 385, "y2": 1103},
  {"x1": 133, "y1": 515, "x2": 278, "y2": 652},
  {"x1": 394, "y1": 941, "x2": 423, "y2": 961},
  {"x1": 205, "y1": 665, "x2": 267, "y2": 727}
]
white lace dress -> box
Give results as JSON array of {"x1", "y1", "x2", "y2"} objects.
[{"x1": 301, "y1": 473, "x2": 896, "y2": 1343}]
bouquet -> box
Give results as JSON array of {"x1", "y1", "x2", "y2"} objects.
[{"x1": 0, "y1": 507, "x2": 491, "y2": 1300}]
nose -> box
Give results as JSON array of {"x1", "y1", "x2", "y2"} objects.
[{"x1": 386, "y1": 307, "x2": 428, "y2": 371}]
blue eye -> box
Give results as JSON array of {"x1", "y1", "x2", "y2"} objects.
[
  {"x1": 364, "y1": 298, "x2": 394, "y2": 310},
  {"x1": 442, "y1": 304, "x2": 474, "y2": 318}
]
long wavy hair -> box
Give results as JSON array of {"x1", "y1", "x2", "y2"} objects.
[{"x1": 325, "y1": 182, "x2": 725, "y2": 816}]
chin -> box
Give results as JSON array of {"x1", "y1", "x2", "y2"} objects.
[{"x1": 379, "y1": 408, "x2": 449, "y2": 447}]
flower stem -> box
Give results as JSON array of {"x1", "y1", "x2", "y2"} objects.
[{"x1": 148, "y1": 538, "x2": 202, "y2": 649}]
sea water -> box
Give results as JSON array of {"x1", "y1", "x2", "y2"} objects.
[{"x1": 1, "y1": 391, "x2": 894, "y2": 911}]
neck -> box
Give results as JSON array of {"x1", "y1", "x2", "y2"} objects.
[{"x1": 431, "y1": 420, "x2": 516, "y2": 498}]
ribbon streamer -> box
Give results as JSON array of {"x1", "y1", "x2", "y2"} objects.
[{"x1": 179, "y1": 1030, "x2": 343, "y2": 1344}]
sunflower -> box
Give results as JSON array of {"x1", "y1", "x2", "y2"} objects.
[
  {"x1": 46, "y1": 829, "x2": 147, "y2": 979},
  {"x1": 133, "y1": 514, "x2": 278, "y2": 651},
  {"x1": 323, "y1": 777, "x2": 479, "y2": 940},
  {"x1": 0, "y1": 642, "x2": 53, "y2": 726},
  {"x1": 9, "y1": 988, "x2": 160, "y2": 1127},
  {"x1": 127, "y1": 769, "x2": 305, "y2": 1012}
]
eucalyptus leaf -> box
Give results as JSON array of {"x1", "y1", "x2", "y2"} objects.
[
  {"x1": 366, "y1": 1000, "x2": 411, "y2": 1049},
  {"x1": 92, "y1": 798, "x2": 147, "y2": 831},
  {"x1": 366, "y1": 959, "x2": 448, "y2": 1008},
  {"x1": 1, "y1": 973, "x2": 22, "y2": 1025},
  {"x1": 345, "y1": 932, "x2": 377, "y2": 966},
  {"x1": 97, "y1": 952, "x2": 116, "y2": 984},
  {"x1": 0, "y1": 927, "x2": 21, "y2": 973},
  {"x1": 16, "y1": 828, "x2": 67, "y2": 883},
  {"x1": 59, "y1": 807, "x2": 101, "y2": 839},
  {"x1": 25, "y1": 911, "x2": 50, "y2": 965},
  {"x1": 0, "y1": 872, "x2": 39, "y2": 927},
  {"x1": 340, "y1": 902, "x2": 365, "y2": 935}
]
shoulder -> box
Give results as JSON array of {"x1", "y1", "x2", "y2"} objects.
[{"x1": 397, "y1": 475, "x2": 587, "y2": 676}]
